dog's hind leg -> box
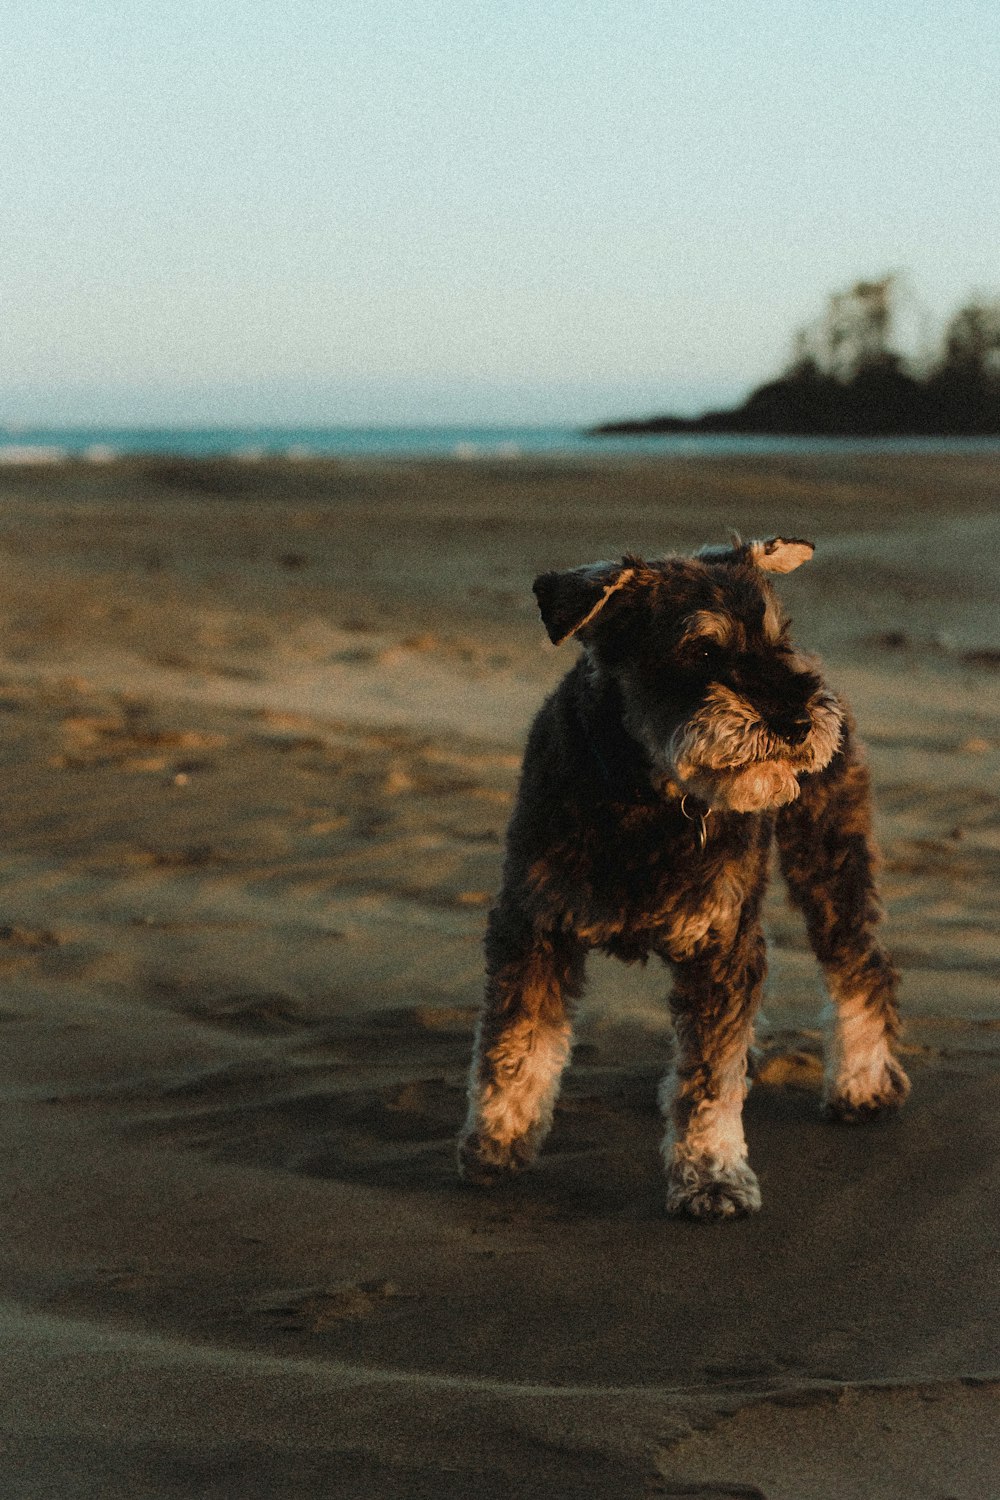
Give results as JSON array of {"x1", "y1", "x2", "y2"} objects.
[
  {"x1": 457, "y1": 903, "x2": 585, "y2": 1185},
  {"x1": 776, "y1": 730, "x2": 910, "y2": 1122},
  {"x1": 660, "y1": 922, "x2": 767, "y2": 1219}
]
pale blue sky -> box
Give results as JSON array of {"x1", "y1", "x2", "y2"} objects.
[{"x1": 3, "y1": 0, "x2": 998, "y2": 424}]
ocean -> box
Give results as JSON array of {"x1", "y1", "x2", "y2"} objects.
[{"x1": 3, "y1": 425, "x2": 1000, "y2": 464}]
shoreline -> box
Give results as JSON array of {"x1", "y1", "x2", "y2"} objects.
[{"x1": 4, "y1": 429, "x2": 1000, "y2": 466}]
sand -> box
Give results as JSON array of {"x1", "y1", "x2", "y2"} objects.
[{"x1": 0, "y1": 451, "x2": 997, "y2": 1498}]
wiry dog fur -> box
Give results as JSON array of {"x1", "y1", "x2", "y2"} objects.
[{"x1": 458, "y1": 535, "x2": 910, "y2": 1219}]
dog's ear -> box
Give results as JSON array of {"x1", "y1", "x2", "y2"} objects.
[
  {"x1": 698, "y1": 536, "x2": 815, "y2": 573},
  {"x1": 532, "y1": 559, "x2": 637, "y2": 646},
  {"x1": 748, "y1": 537, "x2": 815, "y2": 574}
]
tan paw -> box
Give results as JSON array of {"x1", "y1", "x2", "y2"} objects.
[
  {"x1": 666, "y1": 1155, "x2": 762, "y2": 1220},
  {"x1": 456, "y1": 1129, "x2": 538, "y2": 1186},
  {"x1": 823, "y1": 1057, "x2": 911, "y2": 1124}
]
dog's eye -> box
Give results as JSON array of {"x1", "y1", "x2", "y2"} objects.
[{"x1": 677, "y1": 639, "x2": 722, "y2": 674}]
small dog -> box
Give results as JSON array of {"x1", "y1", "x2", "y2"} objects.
[{"x1": 458, "y1": 536, "x2": 910, "y2": 1218}]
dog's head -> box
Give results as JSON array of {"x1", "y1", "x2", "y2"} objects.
[{"x1": 533, "y1": 536, "x2": 843, "y2": 813}]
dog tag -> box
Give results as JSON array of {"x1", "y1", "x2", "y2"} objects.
[{"x1": 680, "y1": 795, "x2": 710, "y2": 851}]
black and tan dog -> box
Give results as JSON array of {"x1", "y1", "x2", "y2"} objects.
[{"x1": 458, "y1": 536, "x2": 910, "y2": 1219}]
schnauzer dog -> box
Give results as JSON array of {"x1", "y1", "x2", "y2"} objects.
[{"x1": 457, "y1": 536, "x2": 910, "y2": 1219}]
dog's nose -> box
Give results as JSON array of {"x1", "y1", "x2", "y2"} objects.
[{"x1": 771, "y1": 711, "x2": 812, "y2": 746}]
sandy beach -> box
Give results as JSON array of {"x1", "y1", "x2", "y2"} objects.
[{"x1": 0, "y1": 451, "x2": 997, "y2": 1498}]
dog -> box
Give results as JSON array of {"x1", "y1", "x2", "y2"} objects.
[{"x1": 457, "y1": 535, "x2": 910, "y2": 1219}]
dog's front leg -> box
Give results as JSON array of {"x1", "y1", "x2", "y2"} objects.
[
  {"x1": 458, "y1": 904, "x2": 585, "y2": 1186},
  {"x1": 660, "y1": 926, "x2": 767, "y2": 1219},
  {"x1": 776, "y1": 733, "x2": 910, "y2": 1122}
]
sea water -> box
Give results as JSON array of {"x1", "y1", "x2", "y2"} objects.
[{"x1": 2, "y1": 424, "x2": 1000, "y2": 463}]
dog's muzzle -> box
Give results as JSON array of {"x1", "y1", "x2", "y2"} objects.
[{"x1": 668, "y1": 687, "x2": 844, "y2": 813}]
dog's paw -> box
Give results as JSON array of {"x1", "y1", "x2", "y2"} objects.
[
  {"x1": 665, "y1": 1154, "x2": 762, "y2": 1221},
  {"x1": 823, "y1": 1056, "x2": 911, "y2": 1124},
  {"x1": 456, "y1": 1130, "x2": 536, "y2": 1187}
]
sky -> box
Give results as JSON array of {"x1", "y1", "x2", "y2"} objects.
[{"x1": 3, "y1": 0, "x2": 998, "y2": 426}]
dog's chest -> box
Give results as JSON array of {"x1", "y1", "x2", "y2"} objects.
[{"x1": 559, "y1": 812, "x2": 764, "y2": 961}]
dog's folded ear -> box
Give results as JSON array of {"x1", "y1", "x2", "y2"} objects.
[
  {"x1": 697, "y1": 535, "x2": 815, "y2": 574},
  {"x1": 532, "y1": 559, "x2": 637, "y2": 645},
  {"x1": 748, "y1": 537, "x2": 815, "y2": 574}
]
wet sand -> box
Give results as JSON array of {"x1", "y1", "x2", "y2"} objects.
[{"x1": 0, "y1": 452, "x2": 997, "y2": 1497}]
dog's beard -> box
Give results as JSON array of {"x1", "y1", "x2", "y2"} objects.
[
  {"x1": 643, "y1": 683, "x2": 844, "y2": 814},
  {"x1": 679, "y1": 760, "x2": 802, "y2": 813}
]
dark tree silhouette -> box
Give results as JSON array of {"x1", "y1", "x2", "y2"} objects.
[{"x1": 592, "y1": 277, "x2": 1000, "y2": 438}]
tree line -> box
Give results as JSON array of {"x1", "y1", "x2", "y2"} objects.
[{"x1": 593, "y1": 276, "x2": 1000, "y2": 437}]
